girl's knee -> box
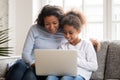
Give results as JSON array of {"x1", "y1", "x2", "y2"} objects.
[
  {"x1": 61, "y1": 76, "x2": 73, "y2": 80},
  {"x1": 74, "y1": 76, "x2": 85, "y2": 80},
  {"x1": 46, "y1": 75, "x2": 59, "y2": 80}
]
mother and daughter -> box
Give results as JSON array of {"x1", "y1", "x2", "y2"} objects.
[{"x1": 6, "y1": 5, "x2": 99, "y2": 80}]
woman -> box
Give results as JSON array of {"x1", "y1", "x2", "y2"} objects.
[
  {"x1": 6, "y1": 5, "x2": 65, "y2": 80},
  {"x1": 5, "y1": 5, "x2": 100, "y2": 80}
]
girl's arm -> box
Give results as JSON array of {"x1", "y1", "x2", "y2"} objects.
[{"x1": 77, "y1": 42, "x2": 98, "y2": 71}]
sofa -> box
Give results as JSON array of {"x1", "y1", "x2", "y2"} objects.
[
  {"x1": 0, "y1": 40, "x2": 120, "y2": 80},
  {"x1": 91, "y1": 40, "x2": 120, "y2": 80}
]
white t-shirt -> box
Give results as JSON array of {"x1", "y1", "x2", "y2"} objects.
[{"x1": 58, "y1": 40, "x2": 98, "y2": 80}]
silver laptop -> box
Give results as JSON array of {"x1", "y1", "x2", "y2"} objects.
[{"x1": 34, "y1": 49, "x2": 78, "y2": 76}]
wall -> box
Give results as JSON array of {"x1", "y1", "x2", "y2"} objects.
[{"x1": 9, "y1": 0, "x2": 33, "y2": 55}]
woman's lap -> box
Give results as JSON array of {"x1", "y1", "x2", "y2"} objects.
[
  {"x1": 5, "y1": 59, "x2": 84, "y2": 80},
  {"x1": 22, "y1": 67, "x2": 37, "y2": 80},
  {"x1": 5, "y1": 59, "x2": 28, "y2": 80},
  {"x1": 5, "y1": 59, "x2": 47, "y2": 80}
]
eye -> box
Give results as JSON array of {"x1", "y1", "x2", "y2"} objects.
[
  {"x1": 69, "y1": 32, "x2": 73, "y2": 34},
  {"x1": 45, "y1": 23, "x2": 49, "y2": 26},
  {"x1": 53, "y1": 22, "x2": 58, "y2": 25}
]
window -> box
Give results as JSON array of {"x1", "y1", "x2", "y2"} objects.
[
  {"x1": 83, "y1": 0, "x2": 103, "y2": 40},
  {"x1": 35, "y1": 0, "x2": 120, "y2": 40},
  {"x1": 112, "y1": 0, "x2": 120, "y2": 40}
]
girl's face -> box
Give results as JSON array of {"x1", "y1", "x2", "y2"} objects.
[
  {"x1": 44, "y1": 15, "x2": 59, "y2": 34},
  {"x1": 63, "y1": 25, "x2": 81, "y2": 45}
]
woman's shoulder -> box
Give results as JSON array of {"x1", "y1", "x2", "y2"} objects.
[
  {"x1": 30, "y1": 24, "x2": 41, "y2": 30},
  {"x1": 29, "y1": 24, "x2": 46, "y2": 33},
  {"x1": 27, "y1": 24, "x2": 46, "y2": 37}
]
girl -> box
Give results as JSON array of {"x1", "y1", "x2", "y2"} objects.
[{"x1": 47, "y1": 10, "x2": 98, "y2": 80}]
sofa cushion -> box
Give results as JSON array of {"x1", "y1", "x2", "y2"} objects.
[
  {"x1": 91, "y1": 41, "x2": 109, "y2": 80},
  {"x1": 105, "y1": 40, "x2": 120, "y2": 79}
]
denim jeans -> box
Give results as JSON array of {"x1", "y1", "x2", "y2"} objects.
[
  {"x1": 46, "y1": 75, "x2": 85, "y2": 80},
  {"x1": 5, "y1": 59, "x2": 37, "y2": 80}
]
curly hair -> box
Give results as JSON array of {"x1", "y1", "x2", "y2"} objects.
[
  {"x1": 36, "y1": 5, "x2": 64, "y2": 28},
  {"x1": 61, "y1": 10, "x2": 86, "y2": 30}
]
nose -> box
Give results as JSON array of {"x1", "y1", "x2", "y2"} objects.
[
  {"x1": 49, "y1": 24, "x2": 54, "y2": 30},
  {"x1": 66, "y1": 33, "x2": 70, "y2": 38}
]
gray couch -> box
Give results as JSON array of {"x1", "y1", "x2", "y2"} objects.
[
  {"x1": 91, "y1": 40, "x2": 120, "y2": 80},
  {"x1": 0, "y1": 40, "x2": 120, "y2": 80}
]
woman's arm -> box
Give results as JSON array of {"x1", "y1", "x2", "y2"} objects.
[{"x1": 22, "y1": 26, "x2": 35, "y2": 66}]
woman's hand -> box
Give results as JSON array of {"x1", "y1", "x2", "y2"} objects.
[
  {"x1": 31, "y1": 63, "x2": 35, "y2": 68},
  {"x1": 90, "y1": 38, "x2": 101, "y2": 52}
]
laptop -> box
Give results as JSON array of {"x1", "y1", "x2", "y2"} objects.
[{"x1": 34, "y1": 49, "x2": 78, "y2": 76}]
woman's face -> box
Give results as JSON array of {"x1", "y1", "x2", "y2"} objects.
[{"x1": 44, "y1": 15, "x2": 59, "y2": 34}]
